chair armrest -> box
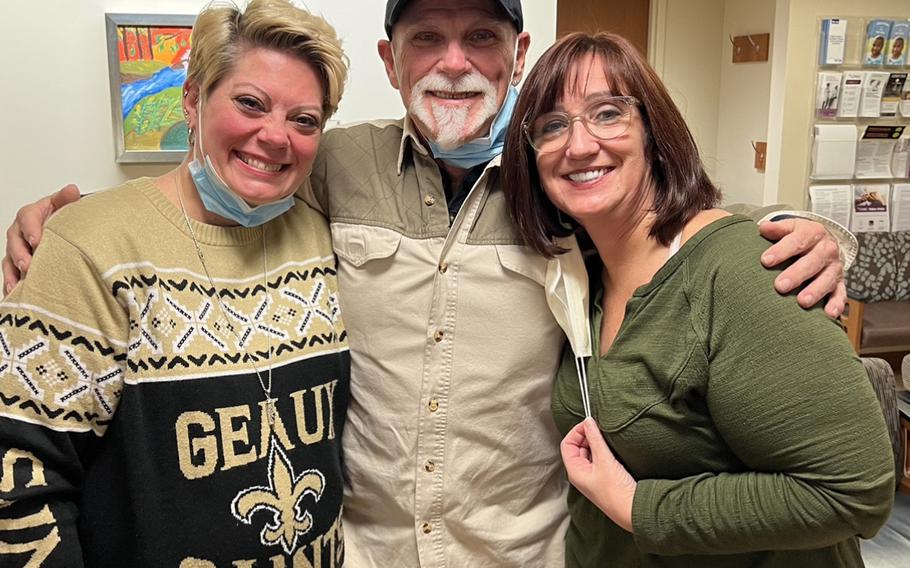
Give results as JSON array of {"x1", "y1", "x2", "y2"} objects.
[
  {"x1": 862, "y1": 357, "x2": 902, "y2": 490},
  {"x1": 842, "y1": 298, "x2": 865, "y2": 352}
]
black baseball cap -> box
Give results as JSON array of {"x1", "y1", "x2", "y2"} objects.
[{"x1": 384, "y1": 0, "x2": 523, "y2": 38}]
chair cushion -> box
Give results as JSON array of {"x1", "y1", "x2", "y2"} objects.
[
  {"x1": 848, "y1": 232, "x2": 899, "y2": 302},
  {"x1": 861, "y1": 301, "x2": 910, "y2": 349},
  {"x1": 895, "y1": 231, "x2": 910, "y2": 301}
]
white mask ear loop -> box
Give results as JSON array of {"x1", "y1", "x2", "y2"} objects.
[
  {"x1": 510, "y1": 37, "x2": 521, "y2": 86},
  {"x1": 194, "y1": 95, "x2": 207, "y2": 160}
]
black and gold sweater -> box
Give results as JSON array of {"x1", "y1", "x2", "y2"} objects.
[{"x1": 0, "y1": 178, "x2": 349, "y2": 567}]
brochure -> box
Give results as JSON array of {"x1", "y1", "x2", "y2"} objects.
[
  {"x1": 892, "y1": 134, "x2": 910, "y2": 178},
  {"x1": 865, "y1": 20, "x2": 892, "y2": 66},
  {"x1": 812, "y1": 124, "x2": 858, "y2": 179},
  {"x1": 838, "y1": 71, "x2": 865, "y2": 118},
  {"x1": 819, "y1": 18, "x2": 848, "y2": 65},
  {"x1": 816, "y1": 72, "x2": 842, "y2": 117},
  {"x1": 809, "y1": 185, "x2": 852, "y2": 228},
  {"x1": 855, "y1": 125, "x2": 905, "y2": 178},
  {"x1": 882, "y1": 73, "x2": 907, "y2": 116},
  {"x1": 902, "y1": 77, "x2": 910, "y2": 117},
  {"x1": 859, "y1": 71, "x2": 890, "y2": 117},
  {"x1": 851, "y1": 184, "x2": 891, "y2": 232},
  {"x1": 892, "y1": 183, "x2": 910, "y2": 231},
  {"x1": 886, "y1": 20, "x2": 909, "y2": 66}
]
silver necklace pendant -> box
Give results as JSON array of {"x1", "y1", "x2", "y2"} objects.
[{"x1": 175, "y1": 171, "x2": 276, "y2": 427}]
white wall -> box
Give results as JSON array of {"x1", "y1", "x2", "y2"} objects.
[
  {"x1": 713, "y1": 0, "x2": 775, "y2": 205},
  {"x1": 0, "y1": 0, "x2": 556, "y2": 254}
]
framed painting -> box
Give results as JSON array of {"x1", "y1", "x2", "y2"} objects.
[{"x1": 105, "y1": 13, "x2": 195, "y2": 163}]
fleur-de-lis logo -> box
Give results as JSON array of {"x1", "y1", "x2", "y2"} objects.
[{"x1": 231, "y1": 438, "x2": 325, "y2": 554}]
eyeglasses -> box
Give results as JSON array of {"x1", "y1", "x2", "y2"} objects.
[{"x1": 523, "y1": 95, "x2": 639, "y2": 153}]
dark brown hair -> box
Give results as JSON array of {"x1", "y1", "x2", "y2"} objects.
[{"x1": 501, "y1": 32, "x2": 721, "y2": 257}]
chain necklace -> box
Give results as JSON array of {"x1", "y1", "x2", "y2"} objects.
[{"x1": 175, "y1": 172, "x2": 277, "y2": 426}]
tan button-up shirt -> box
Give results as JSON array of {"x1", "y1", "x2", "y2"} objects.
[{"x1": 308, "y1": 118, "x2": 569, "y2": 567}]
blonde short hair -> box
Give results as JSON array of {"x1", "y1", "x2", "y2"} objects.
[{"x1": 187, "y1": 0, "x2": 348, "y2": 121}]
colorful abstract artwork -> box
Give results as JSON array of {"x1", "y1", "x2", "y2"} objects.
[{"x1": 106, "y1": 14, "x2": 195, "y2": 162}]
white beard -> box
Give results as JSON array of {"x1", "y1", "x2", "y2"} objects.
[{"x1": 409, "y1": 72, "x2": 500, "y2": 150}]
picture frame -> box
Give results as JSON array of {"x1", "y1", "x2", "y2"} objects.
[{"x1": 105, "y1": 13, "x2": 195, "y2": 163}]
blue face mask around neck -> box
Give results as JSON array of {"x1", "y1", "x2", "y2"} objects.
[
  {"x1": 428, "y1": 85, "x2": 519, "y2": 170},
  {"x1": 187, "y1": 98, "x2": 296, "y2": 228}
]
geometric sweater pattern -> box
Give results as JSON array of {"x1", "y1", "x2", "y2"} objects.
[{"x1": 0, "y1": 178, "x2": 349, "y2": 567}]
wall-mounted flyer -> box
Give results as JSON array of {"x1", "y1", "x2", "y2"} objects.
[
  {"x1": 851, "y1": 184, "x2": 891, "y2": 232},
  {"x1": 859, "y1": 71, "x2": 890, "y2": 117},
  {"x1": 812, "y1": 124, "x2": 858, "y2": 179},
  {"x1": 816, "y1": 72, "x2": 842, "y2": 117},
  {"x1": 819, "y1": 18, "x2": 848, "y2": 65},
  {"x1": 855, "y1": 125, "x2": 906, "y2": 178},
  {"x1": 838, "y1": 71, "x2": 865, "y2": 117},
  {"x1": 865, "y1": 20, "x2": 892, "y2": 66},
  {"x1": 892, "y1": 184, "x2": 910, "y2": 231},
  {"x1": 809, "y1": 185, "x2": 852, "y2": 228},
  {"x1": 882, "y1": 73, "x2": 908, "y2": 116},
  {"x1": 886, "y1": 20, "x2": 909, "y2": 66}
]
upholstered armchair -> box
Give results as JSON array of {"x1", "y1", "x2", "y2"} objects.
[{"x1": 842, "y1": 232, "x2": 910, "y2": 355}]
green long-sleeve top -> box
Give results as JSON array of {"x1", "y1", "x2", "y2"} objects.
[{"x1": 552, "y1": 215, "x2": 894, "y2": 567}]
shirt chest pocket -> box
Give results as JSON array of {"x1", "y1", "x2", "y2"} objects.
[
  {"x1": 331, "y1": 222, "x2": 402, "y2": 267},
  {"x1": 493, "y1": 244, "x2": 548, "y2": 287}
]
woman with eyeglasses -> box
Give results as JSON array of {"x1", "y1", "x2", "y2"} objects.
[{"x1": 502, "y1": 32, "x2": 894, "y2": 567}]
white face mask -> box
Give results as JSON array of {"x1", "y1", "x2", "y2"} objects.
[
  {"x1": 188, "y1": 96, "x2": 296, "y2": 227},
  {"x1": 545, "y1": 235, "x2": 593, "y2": 418}
]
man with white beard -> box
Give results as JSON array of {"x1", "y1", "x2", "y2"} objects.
[
  {"x1": 303, "y1": 2, "x2": 845, "y2": 565},
  {"x1": 2, "y1": 0, "x2": 850, "y2": 565}
]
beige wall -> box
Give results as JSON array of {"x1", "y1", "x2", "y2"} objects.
[
  {"x1": 0, "y1": 0, "x2": 557, "y2": 255},
  {"x1": 772, "y1": 0, "x2": 910, "y2": 207},
  {"x1": 650, "y1": 0, "x2": 725, "y2": 178},
  {"x1": 714, "y1": 0, "x2": 775, "y2": 205}
]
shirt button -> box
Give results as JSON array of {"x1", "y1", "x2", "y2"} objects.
[
  {"x1": 424, "y1": 460, "x2": 436, "y2": 473},
  {"x1": 433, "y1": 330, "x2": 444, "y2": 342},
  {"x1": 424, "y1": 194, "x2": 436, "y2": 206},
  {"x1": 439, "y1": 261, "x2": 448, "y2": 273},
  {"x1": 422, "y1": 522, "x2": 433, "y2": 534},
  {"x1": 428, "y1": 398, "x2": 439, "y2": 412}
]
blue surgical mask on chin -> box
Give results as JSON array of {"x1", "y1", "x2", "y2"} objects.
[
  {"x1": 427, "y1": 85, "x2": 519, "y2": 170},
  {"x1": 187, "y1": 98, "x2": 295, "y2": 228}
]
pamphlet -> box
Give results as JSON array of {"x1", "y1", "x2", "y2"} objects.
[
  {"x1": 901, "y1": 78, "x2": 910, "y2": 117},
  {"x1": 882, "y1": 73, "x2": 908, "y2": 116},
  {"x1": 838, "y1": 71, "x2": 865, "y2": 117},
  {"x1": 851, "y1": 184, "x2": 891, "y2": 232},
  {"x1": 809, "y1": 185, "x2": 852, "y2": 228},
  {"x1": 892, "y1": 183, "x2": 910, "y2": 231},
  {"x1": 892, "y1": 134, "x2": 910, "y2": 178},
  {"x1": 865, "y1": 20, "x2": 892, "y2": 66},
  {"x1": 886, "y1": 20, "x2": 909, "y2": 66},
  {"x1": 812, "y1": 124, "x2": 858, "y2": 179},
  {"x1": 816, "y1": 72, "x2": 842, "y2": 117},
  {"x1": 855, "y1": 125, "x2": 905, "y2": 178},
  {"x1": 859, "y1": 71, "x2": 890, "y2": 117},
  {"x1": 819, "y1": 18, "x2": 848, "y2": 65}
]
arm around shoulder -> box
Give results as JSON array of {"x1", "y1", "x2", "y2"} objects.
[{"x1": 632, "y1": 229, "x2": 893, "y2": 555}]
